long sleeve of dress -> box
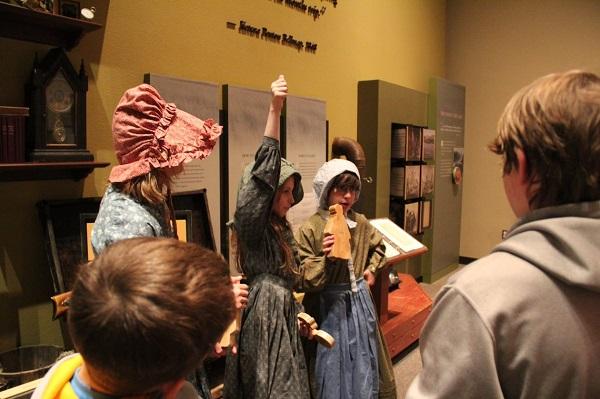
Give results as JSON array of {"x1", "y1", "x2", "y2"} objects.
[
  {"x1": 296, "y1": 214, "x2": 329, "y2": 292},
  {"x1": 296, "y1": 211, "x2": 388, "y2": 291},
  {"x1": 234, "y1": 136, "x2": 281, "y2": 247},
  {"x1": 365, "y1": 219, "x2": 387, "y2": 277}
]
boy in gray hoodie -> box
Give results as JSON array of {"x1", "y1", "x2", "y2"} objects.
[{"x1": 406, "y1": 70, "x2": 600, "y2": 398}]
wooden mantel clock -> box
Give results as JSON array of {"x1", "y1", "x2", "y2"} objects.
[{"x1": 27, "y1": 47, "x2": 93, "y2": 162}]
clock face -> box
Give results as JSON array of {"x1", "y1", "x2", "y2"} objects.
[
  {"x1": 45, "y1": 70, "x2": 76, "y2": 145},
  {"x1": 46, "y1": 72, "x2": 74, "y2": 113}
]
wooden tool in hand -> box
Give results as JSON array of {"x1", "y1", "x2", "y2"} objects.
[
  {"x1": 297, "y1": 312, "x2": 335, "y2": 349},
  {"x1": 323, "y1": 203, "x2": 351, "y2": 260}
]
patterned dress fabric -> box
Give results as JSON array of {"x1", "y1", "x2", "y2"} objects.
[
  {"x1": 91, "y1": 184, "x2": 212, "y2": 399},
  {"x1": 224, "y1": 137, "x2": 310, "y2": 399},
  {"x1": 91, "y1": 184, "x2": 171, "y2": 256}
]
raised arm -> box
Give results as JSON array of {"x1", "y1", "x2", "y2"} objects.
[
  {"x1": 263, "y1": 74, "x2": 287, "y2": 141},
  {"x1": 234, "y1": 75, "x2": 288, "y2": 245}
]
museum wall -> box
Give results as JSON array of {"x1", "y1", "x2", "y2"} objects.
[
  {"x1": 446, "y1": 0, "x2": 600, "y2": 259},
  {"x1": 0, "y1": 0, "x2": 445, "y2": 351}
]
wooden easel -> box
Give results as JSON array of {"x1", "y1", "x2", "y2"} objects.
[{"x1": 370, "y1": 247, "x2": 432, "y2": 358}]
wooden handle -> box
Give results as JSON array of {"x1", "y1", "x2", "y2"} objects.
[
  {"x1": 297, "y1": 312, "x2": 336, "y2": 349},
  {"x1": 51, "y1": 291, "x2": 72, "y2": 320}
]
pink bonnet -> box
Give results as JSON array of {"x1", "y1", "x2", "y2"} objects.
[{"x1": 108, "y1": 84, "x2": 222, "y2": 183}]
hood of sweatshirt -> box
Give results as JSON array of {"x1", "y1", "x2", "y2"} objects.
[{"x1": 493, "y1": 200, "x2": 600, "y2": 293}]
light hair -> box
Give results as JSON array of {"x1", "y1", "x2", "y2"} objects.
[
  {"x1": 489, "y1": 70, "x2": 600, "y2": 208},
  {"x1": 113, "y1": 168, "x2": 172, "y2": 206},
  {"x1": 68, "y1": 237, "x2": 235, "y2": 395}
]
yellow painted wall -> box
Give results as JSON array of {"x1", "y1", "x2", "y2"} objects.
[
  {"x1": 446, "y1": 0, "x2": 600, "y2": 259},
  {"x1": 0, "y1": 0, "x2": 445, "y2": 350}
]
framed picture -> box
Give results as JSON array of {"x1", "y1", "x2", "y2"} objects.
[
  {"x1": 80, "y1": 210, "x2": 194, "y2": 262},
  {"x1": 390, "y1": 166, "x2": 405, "y2": 197},
  {"x1": 406, "y1": 125, "x2": 422, "y2": 161},
  {"x1": 403, "y1": 201, "x2": 420, "y2": 236},
  {"x1": 420, "y1": 164, "x2": 435, "y2": 197},
  {"x1": 404, "y1": 165, "x2": 421, "y2": 200},
  {"x1": 391, "y1": 124, "x2": 406, "y2": 160},
  {"x1": 420, "y1": 200, "x2": 432, "y2": 232},
  {"x1": 59, "y1": 0, "x2": 80, "y2": 18},
  {"x1": 422, "y1": 128, "x2": 436, "y2": 161},
  {"x1": 38, "y1": 190, "x2": 215, "y2": 295}
]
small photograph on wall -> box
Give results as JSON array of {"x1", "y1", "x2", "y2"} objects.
[
  {"x1": 390, "y1": 166, "x2": 405, "y2": 197},
  {"x1": 420, "y1": 199, "x2": 432, "y2": 232},
  {"x1": 420, "y1": 164, "x2": 435, "y2": 197},
  {"x1": 406, "y1": 125, "x2": 422, "y2": 161},
  {"x1": 403, "y1": 201, "x2": 420, "y2": 236},
  {"x1": 404, "y1": 165, "x2": 421, "y2": 200},
  {"x1": 391, "y1": 125, "x2": 406, "y2": 159},
  {"x1": 422, "y1": 128, "x2": 436, "y2": 160}
]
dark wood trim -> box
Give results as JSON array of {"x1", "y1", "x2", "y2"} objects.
[
  {"x1": 0, "y1": 161, "x2": 109, "y2": 182},
  {"x1": 0, "y1": 2, "x2": 102, "y2": 50}
]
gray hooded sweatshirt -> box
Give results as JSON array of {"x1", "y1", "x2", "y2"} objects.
[{"x1": 406, "y1": 200, "x2": 600, "y2": 399}]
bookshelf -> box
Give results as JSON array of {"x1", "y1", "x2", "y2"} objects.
[
  {"x1": 0, "y1": 2, "x2": 102, "y2": 50},
  {"x1": 0, "y1": 161, "x2": 108, "y2": 182}
]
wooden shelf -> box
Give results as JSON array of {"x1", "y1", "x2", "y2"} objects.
[
  {"x1": 0, "y1": 2, "x2": 102, "y2": 49},
  {"x1": 0, "y1": 161, "x2": 109, "y2": 182}
]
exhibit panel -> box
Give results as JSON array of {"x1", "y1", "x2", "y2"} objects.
[
  {"x1": 222, "y1": 85, "x2": 271, "y2": 256},
  {"x1": 284, "y1": 95, "x2": 327, "y2": 231},
  {"x1": 144, "y1": 73, "x2": 222, "y2": 251},
  {"x1": 425, "y1": 78, "x2": 465, "y2": 282}
]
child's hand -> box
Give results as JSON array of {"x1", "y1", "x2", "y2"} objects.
[
  {"x1": 298, "y1": 319, "x2": 315, "y2": 340},
  {"x1": 270, "y1": 75, "x2": 288, "y2": 112},
  {"x1": 363, "y1": 269, "x2": 376, "y2": 287},
  {"x1": 231, "y1": 275, "x2": 249, "y2": 309},
  {"x1": 322, "y1": 234, "x2": 335, "y2": 256}
]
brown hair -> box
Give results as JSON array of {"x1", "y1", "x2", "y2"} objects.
[
  {"x1": 489, "y1": 70, "x2": 600, "y2": 208},
  {"x1": 113, "y1": 168, "x2": 172, "y2": 206},
  {"x1": 68, "y1": 237, "x2": 235, "y2": 395},
  {"x1": 328, "y1": 172, "x2": 361, "y2": 196},
  {"x1": 231, "y1": 215, "x2": 300, "y2": 278}
]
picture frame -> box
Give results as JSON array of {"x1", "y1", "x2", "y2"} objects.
[
  {"x1": 405, "y1": 125, "x2": 422, "y2": 161},
  {"x1": 80, "y1": 210, "x2": 194, "y2": 262},
  {"x1": 391, "y1": 124, "x2": 406, "y2": 160},
  {"x1": 420, "y1": 164, "x2": 435, "y2": 197},
  {"x1": 403, "y1": 201, "x2": 420, "y2": 236},
  {"x1": 38, "y1": 189, "x2": 215, "y2": 296},
  {"x1": 404, "y1": 165, "x2": 421, "y2": 200},
  {"x1": 59, "y1": 0, "x2": 80, "y2": 18},
  {"x1": 422, "y1": 128, "x2": 436, "y2": 161},
  {"x1": 420, "y1": 199, "x2": 432, "y2": 231}
]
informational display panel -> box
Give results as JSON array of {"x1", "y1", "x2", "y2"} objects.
[
  {"x1": 427, "y1": 77, "x2": 465, "y2": 281},
  {"x1": 223, "y1": 85, "x2": 271, "y2": 255},
  {"x1": 144, "y1": 73, "x2": 222, "y2": 250},
  {"x1": 284, "y1": 95, "x2": 327, "y2": 231}
]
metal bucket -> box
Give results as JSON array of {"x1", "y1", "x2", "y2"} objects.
[{"x1": 0, "y1": 345, "x2": 63, "y2": 390}]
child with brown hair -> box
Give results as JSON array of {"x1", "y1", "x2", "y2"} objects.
[
  {"x1": 223, "y1": 75, "x2": 311, "y2": 399},
  {"x1": 91, "y1": 83, "x2": 248, "y2": 397},
  {"x1": 91, "y1": 83, "x2": 222, "y2": 254},
  {"x1": 32, "y1": 237, "x2": 236, "y2": 399}
]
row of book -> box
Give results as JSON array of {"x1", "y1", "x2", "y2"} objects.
[{"x1": 0, "y1": 106, "x2": 28, "y2": 163}]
